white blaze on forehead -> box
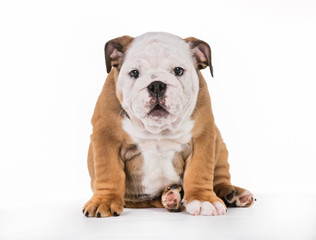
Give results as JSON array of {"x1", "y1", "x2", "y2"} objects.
[{"x1": 125, "y1": 32, "x2": 194, "y2": 68}]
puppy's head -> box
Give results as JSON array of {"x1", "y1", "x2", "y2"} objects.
[{"x1": 105, "y1": 32, "x2": 213, "y2": 134}]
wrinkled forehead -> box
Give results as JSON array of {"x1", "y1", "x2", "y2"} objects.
[{"x1": 124, "y1": 33, "x2": 193, "y2": 68}]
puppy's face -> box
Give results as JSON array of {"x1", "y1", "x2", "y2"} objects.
[
  {"x1": 105, "y1": 33, "x2": 213, "y2": 134},
  {"x1": 117, "y1": 33, "x2": 199, "y2": 134}
]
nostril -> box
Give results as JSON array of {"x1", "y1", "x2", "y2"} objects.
[
  {"x1": 148, "y1": 84, "x2": 155, "y2": 93},
  {"x1": 159, "y1": 84, "x2": 166, "y2": 92}
]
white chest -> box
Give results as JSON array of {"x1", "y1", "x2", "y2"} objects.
[
  {"x1": 140, "y1": 145, "x2": 181, "y2": 197},
  {"x1": 122, "y1": 117, "x2": 194, "y2": 197}
]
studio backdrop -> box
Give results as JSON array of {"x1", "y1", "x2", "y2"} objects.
[{"x1": 0, "y1": 0, "x2": 315, "y2": 208}]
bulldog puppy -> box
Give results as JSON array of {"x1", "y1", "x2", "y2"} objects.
[{"x1": 83, "y1": 32, "x2": 254, "y2": 218}]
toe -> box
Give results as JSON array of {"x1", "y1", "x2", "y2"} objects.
[
  {"x1": 200, "y1": 201, "x2": 217, "y2": 216},
  {"x1": 239, "y1": 194, "x2": 250, "y2": 204},
  {"x1": 110, "y1": 202, "x2": 124, "y2": 216},
  {"x1": 84, "y1": 204, "x2": 98, "y2": 217},
  {"x1": 213, "y1": 201, "x2": 227, "y2": 215},
  {"x1": 96, "y1": 204, "x2": 112, "y2": 217},
  {"x1": 185, "y1": 200, "x2": 201, "y2": 215}
]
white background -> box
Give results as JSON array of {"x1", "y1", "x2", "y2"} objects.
[{"x1": 0, "y1": 0, "x2": 316, "y2": 239}]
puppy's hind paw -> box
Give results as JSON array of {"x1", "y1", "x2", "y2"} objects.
[
  {"x1": 225, "y1": 190, "x2": 255, "y2": 207},
  {"x1": 161, "y1": 184, "x2": 184, "y2": 212}
]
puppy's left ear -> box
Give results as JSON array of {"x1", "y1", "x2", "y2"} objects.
[
  {"x1": 185, "y1": 37, "x2": 214, "y2": 77},
  {"x1": 104, "y1": 35, "x2": 134, "y2": 73}
]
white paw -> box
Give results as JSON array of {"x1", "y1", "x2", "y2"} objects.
[
  {"x1": 213, "y1": 201, "x2": 227, "y2": 215},
  {"x1": 185, "y1": 200, "x2": 226, "y2": 216}
]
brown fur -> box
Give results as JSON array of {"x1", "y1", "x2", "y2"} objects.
[
  {"x1": 182, "y1": 71, "x2": 228, "y2": 205},
  {"x1": 83, "y1": 35, "x2": 251, "y2": 217},
  {"x1": 83, "y1": 68, "x2": 130, "y2": 217}
]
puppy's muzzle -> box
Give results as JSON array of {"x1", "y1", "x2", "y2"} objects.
[{"x1": 147, "y1": 81, "x2": 167, "y2": 98}]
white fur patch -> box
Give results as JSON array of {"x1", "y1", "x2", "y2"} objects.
[
  {"x1": 185, "y1": 200, "x2": 226, "y2": 216},
  {"x1": 185, "y1": 200, "x2": 202, "y2": 216},
  {"x1": 123, "y1": 117, "x2": 193, "y2": 198},
  {"x1": 213, "y1": 201, "x2": 227, "y2": 215},
  {"x1": 200, "y1": 201, "x2": 217, "y2": 216},
  {"x1": 141, "y1": 147, "x2": 180, "y2": 197},
  {"x1": 122, "y1": 117, "x2": 194, "y2": 150}
]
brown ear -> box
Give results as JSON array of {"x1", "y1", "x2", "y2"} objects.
[
  {"x1": 104, "y1": 35, "x2": 134, "y2": 73},
  {"x1": 185, "y1": 37, "x2": 214, "y2": 77}
]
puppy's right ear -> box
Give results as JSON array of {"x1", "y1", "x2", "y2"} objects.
[{"x1": 104, "y1": 35, "x2": 134, "y2": 73}]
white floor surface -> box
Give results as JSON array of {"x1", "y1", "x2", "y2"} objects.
[{"x1": 1, "y1": 194, "x2": 315, "y2": 240}]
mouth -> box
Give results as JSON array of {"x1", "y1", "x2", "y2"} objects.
[{"x1": 148, "y1": 104, "x2": 169, "y2": 118}]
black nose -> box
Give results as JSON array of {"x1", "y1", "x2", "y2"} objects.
[{"x1": 147, "y1": 81, "x2": 167, "y2": 97}]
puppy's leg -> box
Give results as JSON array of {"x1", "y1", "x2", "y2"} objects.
[
  {"x1": 83, "y1": 132, "x2": 125, "y2": 217},
  {"x1": 213, "y1": 127, "x2": 255, "y2": 207},
  {"x1": 183, "y1": 74, "x2": 227, "y2": 216},
  {"x1": 125, "y1": 198, "x2": 163, "y2": 208},
  {"x1": 183, "y1": 133, "x2": 227, "y2": 215},
  {"x1": 183, "y1": 147, "x2": 227, "y2": 216}
]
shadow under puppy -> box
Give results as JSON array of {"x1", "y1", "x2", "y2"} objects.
[{"x1": 83, "y1": 32, "x2": 255, "y2": 217}]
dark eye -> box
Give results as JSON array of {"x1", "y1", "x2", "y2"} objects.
[
  {"x1": 167, "y1": 187, "x2": 171, "y2": 190},
  {"x1": 129, "y1": 70, "x2": 139, "y2": 78},
  {"x1": 173, "y1": 67, "x2": 184, "y2": 76}
]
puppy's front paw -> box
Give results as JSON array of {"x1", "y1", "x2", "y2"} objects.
[
  {"x1": 185, "y1": 200, "x2": 226, "y2": 216},
  {"x1": 83, "y1": 194, "x2": 124, "y2": 217}
]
